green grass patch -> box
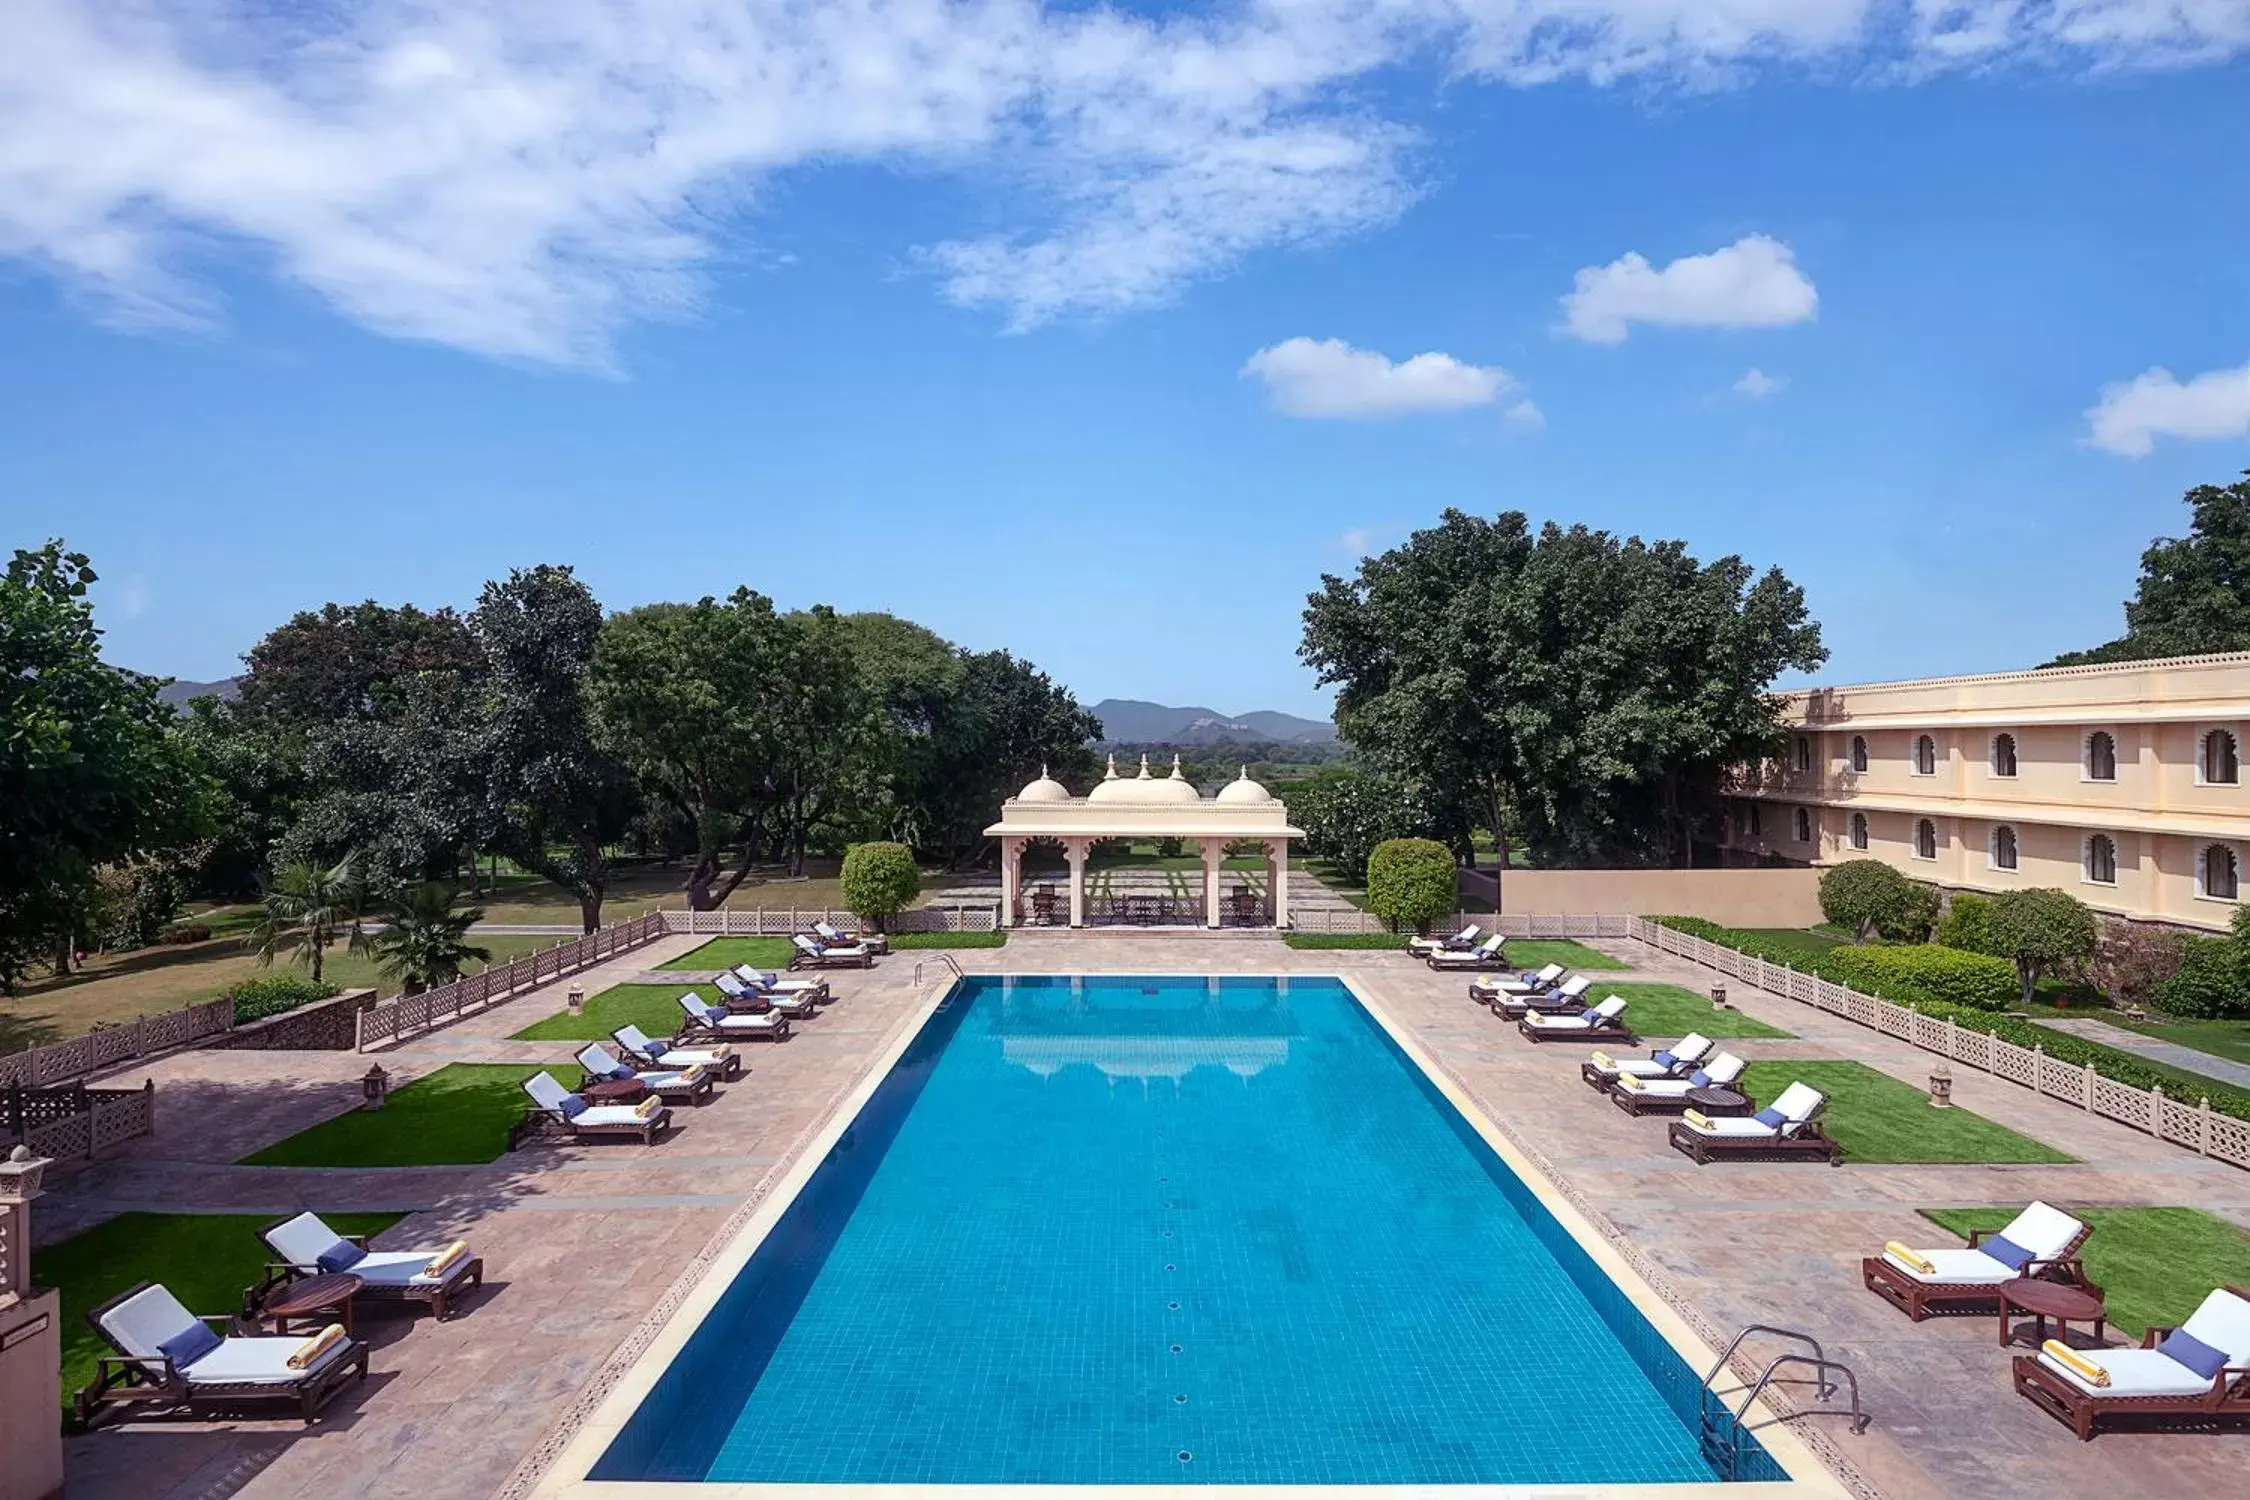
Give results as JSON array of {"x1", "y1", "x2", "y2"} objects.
[
  {"x1": 2112, "y1": 1015, "x2": 2250, "y2": 1069},
  {"x1": 1508, "y1": 939, "x2": 1627, "y2": 971},
  {"x1": 1919, "y1": 1206, "x2": 2250, "y2": 1339},
  {"x1": 1735, "y1": 927, "x2": 1850, "y2": 967},
  {"x1": 656, "y1": 937, "x2": 797, "y2": 971},
  {"x1": 1285, "y1": 932, "x2": 1412, "y2": 950},
  {"x1": 509, "y1": 982, "x2": 720, "y2": 1042},
  {"x1": 1739, "y1": 1060, "x2": 2071, "y2": 1164},
  {"x1": 886, "y1": 930, "x2": 1007, "y2": 949},
  {"x1": 33, "y1": 1210, "x2": 403, "y2": 1417},
  {"x1": 1599, "y1": 982, "x2": 1791, "y2": 1039},
  {"x1": 240, "y1": 1064, "x2": 548, "y2": 1167}
]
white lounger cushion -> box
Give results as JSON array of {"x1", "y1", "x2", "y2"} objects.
[
  {"x1": 2036, "y1": 1347, "x2": 2219, "y2": 1398},
  {"x1": 1882, "y1": 1248, "x2": 2021, "y2": 1286},
  {"x1": 1409, "y1": 925, "x2": 1478, "y2": 953},
  {"x1": 1678, "y1": 1115, "x2": 1782, "y2": 1138},
  {"x1": 99, "y1": 1284, "x2": 203, "y2": 1359},
  {"x1": 732, "y1": 967, "x2": 821, "y2": 994},
  {"x1": 98, "y1": 1285, "x2": 348, "y2": 1382},
  {"x1": 712, "y1": 1012, "x2": 784, "y2": 1032},
  {"x1": 1429, "y1": 936, "x2": 1507, "y2": 967},
  {"x1": 616, "y1": 1025, "x2": 727, "y2": 1067},
  {"x1": 575, "y1": 1104, "x2": 652, "y2": 1128},
  {"x1": 1522, "y1": 996, "x2": 1627, "y2": 1030},
  {"x1": 350, "y1": 1250, "x2": 465, "y2": 1287},
  {"x1": 1624, "y1": 1055, "x2": 1748, "y2": 1097},
  {"x1": 1486, "y1": 964, "x2": 1567, "y2": 995},
  {"x1": 2180, "y1": 1288, "x2": 2250, "y2": 1364},
  {"x1": 679, "y1": 995, "x2": 784, "y2": 1031},
  {"x1": 1594, "y1": 1034, "x2": 1713, "y2": 1078},
  {"x1": 262, "y1": 1211, "x2": 466, "y2": 1285},
  {"x1": 2000, "y1": 1201, "x2": 2086, "y2": 1263}
]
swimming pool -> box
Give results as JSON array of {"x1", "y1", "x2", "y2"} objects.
[{"x1": 579, "y1": 974, "x2": 1799, "y2": 1488}]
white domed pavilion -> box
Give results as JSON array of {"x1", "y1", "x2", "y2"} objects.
[{"x1": 984, "y1": 758, "x2": 1303, "y2": 928}]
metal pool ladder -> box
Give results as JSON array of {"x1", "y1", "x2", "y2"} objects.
[
  {"x1": 915, "y1": 953, "x2": 966, "y2": 998},
  {"x1": 1698, "y1": 1325, "x2": 1869, "y2": 1480}
]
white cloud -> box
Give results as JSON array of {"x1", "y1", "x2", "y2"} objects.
[
  {"x1": 1504, "y1": 398, "x2": 1547, "y2": 431},
  {"x1": 1734, "y1": 367, "x2": 1788, "y2": 398},
  {"x1": 2084, "y1": 360, "x2": 2250, "y2": 457},
  {"x1": 1242, "y1": 337, "x2": 1517, "y2": 418},
  {"x1": 1338, "y1": 527, "x2": 1372, "y2": 555},
  {"x1": 1, "y1": 4, "x2": 2246, "y2": 367},
  {"x1": 1560, "y1": 235, "x2": 1819, "y2": 344}
]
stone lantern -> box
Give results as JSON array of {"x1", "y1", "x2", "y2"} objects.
[
  {"x1": 1929, "y1": 1063, "x2": 1954, "y2": 1109},
  {"x1": 1710, "y1": 983, "x2": 1730, "y2": 1011},
  {"x1": 361, "y1": 1064, "x2": 390, "y2": 1111},
  {"x1": 567, "y1": 985, "x2": 586, "y2": 1016}
]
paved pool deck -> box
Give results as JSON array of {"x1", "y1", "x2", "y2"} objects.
[{"x1": 39, "y1": 930, "x2": 2250, "y2": 1500}]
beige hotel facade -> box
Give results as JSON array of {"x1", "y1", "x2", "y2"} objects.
[{"x1": 1722, "y1": 652, "x2": 2250, "y2": 932}]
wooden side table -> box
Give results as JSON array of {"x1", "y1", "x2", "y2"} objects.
[
  {"x1": 2000, "y1": 1279, "x2": 2107, "y2": 1348},
  {"x1": 259, "y1": 1272, "x2": 364, "y2": 1336},
  {"x1": 1685, "y1": 1086, "x2": 1756, "y2": 1117},
  {"x1": 583, "y1": 1077, "x2": 651, "y2": 1107}
]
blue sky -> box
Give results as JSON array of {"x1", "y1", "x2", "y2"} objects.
[{"x1": 5, "y1": 3, "x2": 2249, "y2": 720}]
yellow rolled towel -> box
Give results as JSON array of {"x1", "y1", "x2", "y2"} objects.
[
  {"x1": 1588, "y1": 1050, "x2": 1615, "y2": 1071},
  {"x1": 681, "y1": 1063, "x2": 708, "y2": 1085},
  {"x1": 423, "y1": 1239, "x2": 470, "y2": 1277},
  {"x1": 1884, "y1": 1241, "x2": 1935, "y2": 1276},
  {"x1": 1682, "y1": 1108, "x2": 1715, "y2": 1131},
  {"x1": 1616, "y1": 1072, "x2": 1646, "y2": 1093},
  {"x1": 2043, "y1": 1340, "x2": 2109, "y2": 1387},
  {"x1": 709, "y1": 1044, "x2": 735, "y2": 1064},
  {"x1": 288, "y1": 1324, "x2": 345, "y2": 1369},
  {"x1": 634, "y1": 1095, "x2": 663, "y2": 1121}
]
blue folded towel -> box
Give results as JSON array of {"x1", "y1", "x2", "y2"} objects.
[
  {"x1": 2158, "y1": 1328, "x2": 2227, "y2": 1381},
  {"x1": 316, "y1": 1241, "x2": 366, "y2": 1273},
  {"x1": 559, "y1": 1094, "x2": 588, "y2": 1121},
  {"x1": 1753, "y1": 1106, "x2": 1787, "y2": 1129},
  {"x1": 160, "y1": 1322, "x2": 222, "y2": 1369},
  {"x1": 1652, "y1": 1049, "x2": 1676, "y2": 1068},
  {"x1": 1980, "y1": 1232, "x2": 2035, "y2": 1271}
]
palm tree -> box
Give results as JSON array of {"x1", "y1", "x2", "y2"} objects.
[
  {"x1": 365, "y1": 882, "x2": 490, "y2": 995},
  {"x1": 251, "y1": 856, "x2": 358, "y2": 982}
]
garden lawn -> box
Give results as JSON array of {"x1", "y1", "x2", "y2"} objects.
[
  {"x1": 2110, "y1": 1015, "x2": 2250, "y2": 1069},
  {"x1": 35, "y1": 1210, "x2": 403, "y2": 1417},
  {"x1": 1920, "y1": 1206, "x2": 2250, "y2": 1339},
  {"x1": 1286, "y1": 933, "x2": 1413, "y2": 950},
  {"x1": 1600, "y1": 982, "x2": 1791, "y2": 1039},
  {"x1": 886, "y1": 931, "x2": 1006, "y2": 949},
  {"x1": 657, "y1": 937, "x2": 797, "y2": 972},
  {"x1": 1739, "y1": 1061, "x2": 2072, "y2": 1164},
  {"x1": 239, "y1": 1064, "x2": 548, "y2": 1167},
  {"x1": 510, "y1": 982, "x2": 723, "y2": 1042},
  {"x1": 1508, "y1": 939, "x2": 1627, "y2": 972},
  {"x1": 1736, "y1": 928, "x2": 1850, "y2": 967}
]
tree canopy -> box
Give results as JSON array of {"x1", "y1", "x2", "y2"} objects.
[{"x1": 2047, "y1": 473, "x2": 2250, "y2": 665}]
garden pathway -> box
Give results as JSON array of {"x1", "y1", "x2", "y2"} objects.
[{"x1": 2036, "y1": 1014, "x2": 2250, "y2": 1091}]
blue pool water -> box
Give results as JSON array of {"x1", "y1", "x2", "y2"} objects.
[{"x1": 593, "y1": 975, "x2": 1780, "y2": 1485}]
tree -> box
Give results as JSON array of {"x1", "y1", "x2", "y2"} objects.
[
  {"x1": 1985, "y1": 888, "x2": 2099, "y2": 1005},
  {"x1": 1935, "y1": 892, "x2": 1994, "y2": 954},
  {"x1": 1818, "y1": 859, "x2": 1937, "y2": 942},
  {"x1": 1301, "y1": 512, "x2": 1825, "y2": 870},
  {"x1": 175, "y1": 696, "x2": 300, "y2": 899},
  {"x1": 840, "y1": 842, "x2": 920, "y2": 932},
  {"x1": 1365, "y1": 838, "x2": 1458, "y2": 932},
  {"x1": 251, "y1": 856, "x2": 359, "y2": 983},
  {"x1": 2047, "y1": 473, "x2": 2250, "y2": 665},
  {"x1": 363, "y1": 882, "x2": 490, "y2": 994},
  {"x1": 236, "y1": 599, "x2": 480, "y2": 724},
  {"x1": 474, "y1": 565, "x2": 638, "y2": 932},
  {"x1": 0, "y1": 541, "x2": 216, "y2": 990},
  {"x1": 1289, "y1": 768, "x2": 1435, "y2": 886}
]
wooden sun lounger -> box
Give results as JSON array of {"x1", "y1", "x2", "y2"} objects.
[
  {"x1": 1862, "y1": 1223, "x2": 2096, "y2": 1321},
  {"x1": 1609, "y1": 1083, "x2": 1713, "y2": 1116},
  {"x1": 1666, "y1": 1117, "x2": 1842, "y2": 1165},
  {"x1": 1491, "y1": 989, "x2": 1591, "y2": 1020},
  {"x1": 1517, "y1": 1016, "x2": 1635, "y2": 1045},
  {"x1": 76, "y1": 1282, "x2": 369, "y2": 1427},
  {"x1": 250, "y1": 1216, "x2": 485, "y2": 1322},
  {"x1": 2012, "y1": 1285, "x2": 2250, "y2": 1439}
]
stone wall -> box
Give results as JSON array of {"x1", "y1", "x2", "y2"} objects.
[
  {"x1": 1477, "y1": 867, "x2": 1824, "y2": 927},
  {"x1": 210, "y1": 988, "x2": 378, "y2": 1052}
]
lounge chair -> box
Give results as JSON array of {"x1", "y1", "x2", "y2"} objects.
[
  {"x1": 815, "y1": 920, "x2": 888, "y2": 955},
  {"x1": 1607, "y1": 1052, "x2": 1747, "y2": 1114},
  {"x1": 1487, "y1": 973, "x2": 1592, "y2": 1018},
  {"x1": 1667, "y1": 1081, "x2": 1840, "y2": 1165},
  {"x1": 1426, "y1": 934, "x2": 1509, "y2": 971},
  {"x1": 575, "y1": 1042, "x2": 718, "y2": 1105},
  {"x1": 1862, "y1": 1202, "x2": 2094, "y2": 1321},
  {"x1": 75, "y1": 1281, "x2": 368, "y2": 1426},
  {"x1": 1516, "y1": 995, "x2": 1633, "y2": 1044},
  {"x1": 791, "y1": 933, "x2": 874, "y2": 969},
  {"x1": 677, "y1": 992, "x2": 791, "y2": 1042},
  {"x1": 612, "y1": 1023, "x2": 741, "y2": 1079},
  {"x1": 517, "y1": 1071, "x2": 671, "y2": 1146},
  {"x1": 1475, "y1": 963, "x2": 1567, "y2": 1002},
  {"x1": 2014, "y1": 1286, "x2": 2250, "y2": 1440},
  {"x1": 716, "y1": 971, "x2": 819, "y2": 1018},
  {"x1": 1579, "y1": 1033, "x2": 1712, "y2": 1092},
  {"x1": 254, "y1": 1211, "x2": 484, "y2": 1322},
  {"x1": 730, "y1": 964, "x2": 827, "y2": 1002},
  {"x1": 1407, "y1": 923, "x2": 1480, "y2": 958}
]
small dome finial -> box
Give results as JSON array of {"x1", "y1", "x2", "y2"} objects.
[
  {"x1": 1170, "y1": 753, "x2": 1184, "y2": 778},
  {"x1": 1137, "y1": 753, "x2": 1151, "y2": 778},
  {"x1": 1103, "y1": 753, "x2": 1119, "y2": 780}
]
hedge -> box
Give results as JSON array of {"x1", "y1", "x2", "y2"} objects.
[
  {"x1": 1823, "y1": 944, "x2": 2017, "y2": 1012},
  {"x1": 1648, "y1": 915, "x2": 2250, "y2": 1124},
  {"x1": 227, "y1": 975, "x2": 341, "y2": 1025}
]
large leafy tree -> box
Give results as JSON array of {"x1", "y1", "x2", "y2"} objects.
[
  {"x1": 2047, "y1": 473, "x2": 2250, "y2": 665},
  {"x1": 1288, "y1": 767, "x2": 1437, "y2": 886},
  {"x1": 0, "y1": 542, "x2": 215, "y2": 989},
  {"x1": 474, "y1": 565, "x2": 638, "y2": 932},
  {"x1": 1302, "y1": 512, "x2": 1826, "y2": 868}
]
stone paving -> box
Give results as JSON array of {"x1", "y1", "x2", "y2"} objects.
[
  {"x1": 38, "y1": 930, "x2": 2250, "y2": 1500},
  {"x1": 2039, "y1": 1014, "x2": 2250, "y2": 1091}
]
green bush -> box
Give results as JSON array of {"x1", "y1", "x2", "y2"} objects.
[
  {"x1": 227, "y1": 975, "x2": 340, "y2": 1024},
  {"x1": 1936, "y1": 892, "x2": 1993, "y2": 955},
  {"x1": 1364, "y1": 839, "x2": 1457, "y2": 932},
  {"x1": 2156, "y1": 936, "x2": 2250, "y2": 1019},
  {"x1": 839, "y1": 842, "x2": 921, "y2": 932},
  {"x1": 1818, "y1": 859, "x2": 1938, "y2": 941},
  {"x1": 1283, "y1": 932, "x2": 1415, "y2": 950},
  {"x1": 1987, "y1": 888, "x2": 2099, "y2": 1005},
  {"x1": 1824, "y1": 943, "x2": 2018, "y2": 1011}
]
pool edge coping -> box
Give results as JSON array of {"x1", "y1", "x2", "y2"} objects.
[{"x1": 525, "y1": 970, "x2": 1864, "y2": 1500}]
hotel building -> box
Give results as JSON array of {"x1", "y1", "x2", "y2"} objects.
[{"x1": 1722, "y1": 652, "x2": 2250, "y2": 932}]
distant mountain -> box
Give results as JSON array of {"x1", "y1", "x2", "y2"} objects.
[
  {"x1": 1088, "y1": 698, "x2": 1336, "y2": 745},
  {"x1": 154, "y1": 676, "x2": 240, "y2": 709}
]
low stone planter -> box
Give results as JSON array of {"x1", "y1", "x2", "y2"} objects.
[{"x1": 211, "y1": 988, "x2": 379, "y2": 1052}]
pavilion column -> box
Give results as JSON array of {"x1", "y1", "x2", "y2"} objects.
[
  {"x1": 1066, "y1": 838, "x2": 1089, "y2": 928},
  {"x1": 1202, "y1": 838, "x2": 1225, "y2": 929},
  {"x1": 1271, "y1": 840, "x2": 1291, "y2": 929},
  {"x1": 999, "y1": 837, "x2": 1022, "y2": 928}
]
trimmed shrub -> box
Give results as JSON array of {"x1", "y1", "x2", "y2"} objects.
[
  {"x1": 228, "y1": 975, "x2": 340, "y2": 1025},
  {"x1": 2156, "y1": 936, "x2": 2250, "y2": 1019},
  {"x1": 1986, "y1": 888, "x2": 2099, "y2": 1005},
  {"x1": 2089, "y1": 923, "x2": 2186, "y2": 1011},
  {"x1": 840, "y1": 842, "x2": 921, "y2": 932},
  {"x1": 1154, "y1": 836, "x2": 1184, "y2": 858},
  {"x1": 1824, "y1": 943, "x2": 2018, "y2": 1011},
  {"x1": 1364, "y1": 839, "x2": 1457, "y2": 933},
  {"x1": 1818, "y1": 859, "x2": 1938, "y2": 942},
  {"x1": 1936, "y1": 893, "x2": 1993, "y2": 955}
]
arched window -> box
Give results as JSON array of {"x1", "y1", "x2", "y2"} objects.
[
  {"x1": 2084, "y1": 833, "x2": 2118, "y2": 886},
  {"x1": 1849, "y1": 813, "x2": 1869, "y2": 851},
  {"x1": 2203, "y1": 844, "x2": 2239, "y2": 901},
  {"x1": 1990, "y1": 824, "x2": 2019, "y2": 871},
  {"x1": 2085, "y1": 731, "x2": 2117, "y2": 782},
  {"x1": 1794, "y1": 807, "x2": 1812, "y2": 844},
  {"x1": 1749, "y1": 803, "x2": 1763, "y2": 837},
  {"x1": 1794, "y1": 735, "x2": 1811, "y2": 773},
  {"x1": 1914, "y1": 819, "x2": 1938, "y2": 860},
  {"x1": 1991, "y1": 733, "x2": 2018, "y2": 778},
  {"x1": 1850, "y1": 735, "x2": 1868, "y2": 773},
  {"x1": 1914, "y1": 734, "x2": 1937, "y2": 776},
  {"x1": 2203, "y1": 729, "x2": 2239, "y2": 786}
]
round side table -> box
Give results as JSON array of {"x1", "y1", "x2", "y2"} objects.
[
  {"x1": 2000, "y1": 1280, "x2": 2107, "y2": 1349},
  {"x1": 260, "y1": 1272, "x2": 364, "y2": 1336}
]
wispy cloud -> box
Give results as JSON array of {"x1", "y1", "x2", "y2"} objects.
[
  {"x1": 2084, "y1": 360, "x2": 2250, "y2": 457},
  {"x1": 1242, "y1": 337, "x2": 1518, "y2": 419},
  {"x1": 1734, "y1": 367, "x2": 1788, "y2": 398},
  {"x1": 1560, "y1": 235, "x2": 1818, "y2": 345},
  {"x1": 1, "y1": 3, "x2": 2244, "y2": 367}
]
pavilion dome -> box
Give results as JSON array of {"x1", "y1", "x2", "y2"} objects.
[
  {"x1": 1088, "y1": 752, "x2": 1204, "y2": 804},
  {"x1": 1014, "y1": 765, "x2": 1072, "y2": 804},
  {"x1": 1215, "y1": 766, "x2": 1276, "y2": 805}
]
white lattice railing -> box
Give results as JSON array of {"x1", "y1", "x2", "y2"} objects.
[
  {"x1": 356, "y1": 913, "x2": 669, "y2": 1050},
  {"x1": 658, "y1": 905, "x2": 998, "y2": 936},
  {"x1": 8, "y1": 1082, "x2": 157, "y2": 1164},
  {"x1": 1287, "y1": 910, "x2": 1635, "y2": 938},
  {"x1": 0, "y1": 999, "x2": 233, "y2": 1089},
  {"x1": 1624, "y1": 915, "x2": 2250, "y2": 1173}
]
